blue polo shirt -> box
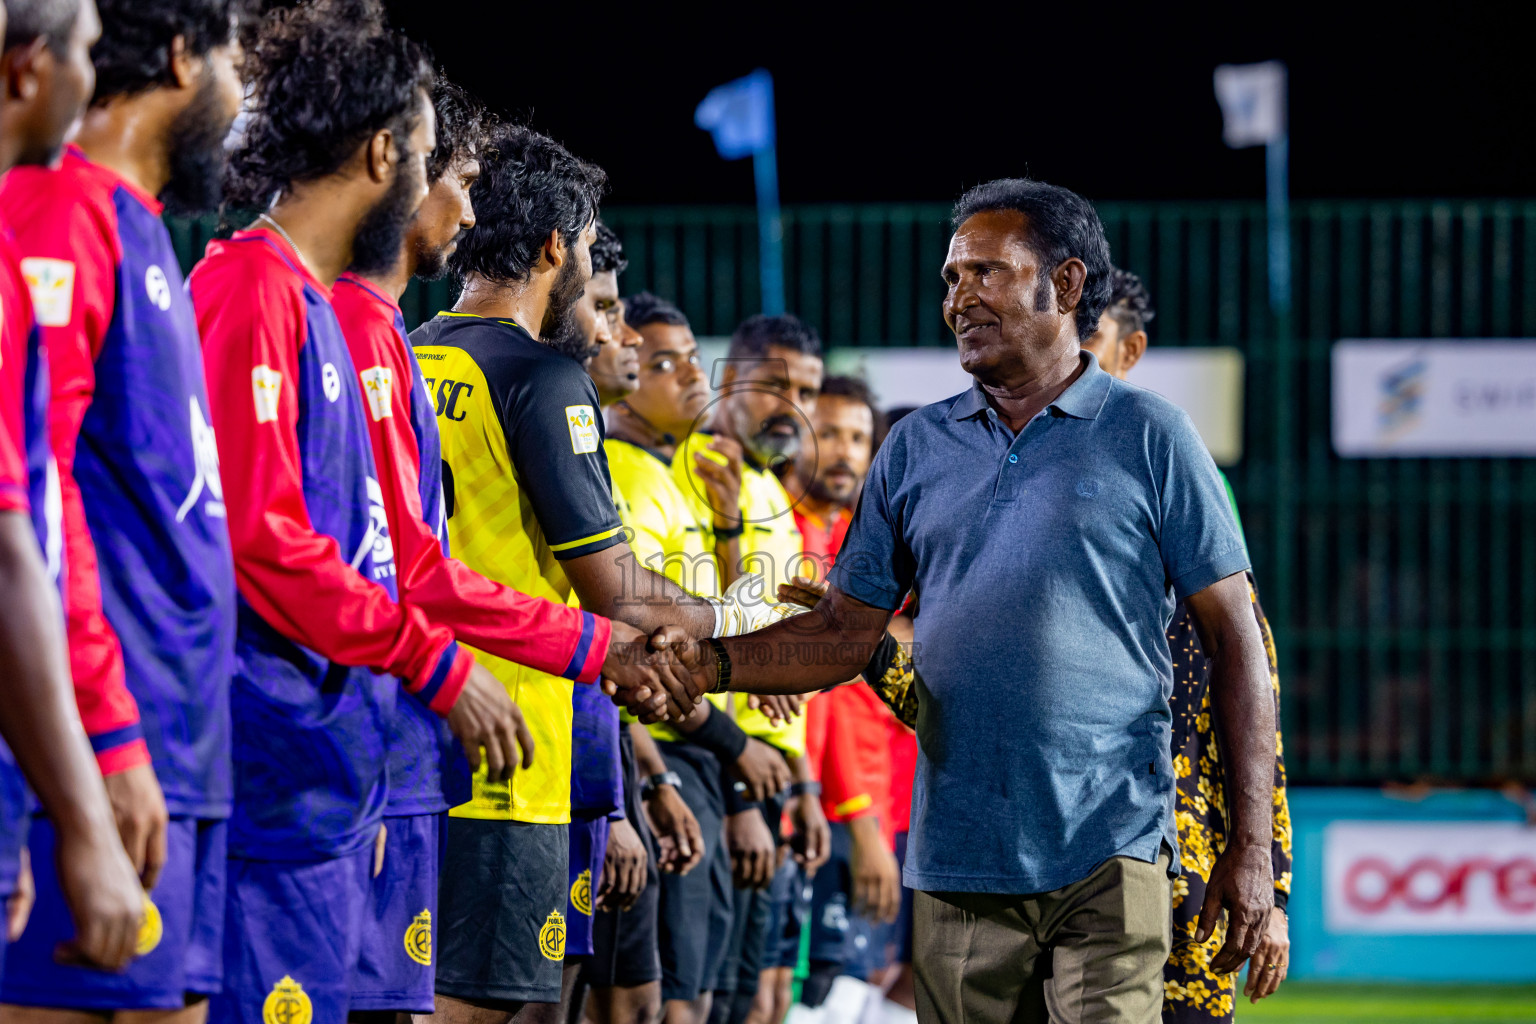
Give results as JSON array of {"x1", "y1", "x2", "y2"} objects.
[{"x1": 829, "y1": 351, "x2": 1249, "y2": 894}]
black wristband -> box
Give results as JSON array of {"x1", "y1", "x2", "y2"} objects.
[
  {"x1": 723, "y1": 776, "x2": 758, "y2": 815},
  {"x1": 789, "y1": 780, "x2": 822, "y2": 798},
  {"x1": 1272, "y1": 888, "x2": 1289, "y2": 912},
  {"x1": 713, "y1": 522, "x2": 745, "y2": 541},
  {"x1": 685, "y1": 703, "x2": 749, "y2": 762}
]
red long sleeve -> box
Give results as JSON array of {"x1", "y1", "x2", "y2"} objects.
[
  {"x1": 190, "y1": 233, "x2": 470, "y2": 704},
  {"x1": 0, "y1": 158, "x2": 146, "y2": 774},
  {"x1": 334, "y1": 275, "x2": 610, "y2": 685}
]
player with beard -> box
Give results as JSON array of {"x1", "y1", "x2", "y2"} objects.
[
  {"x1": 331, "y1": 84, "x2": 681, "y2": 1022},
  {"x1": 412, "y1": 123, "x2": 744, "y2": 1022},
  {"x1": 188, "y1": 3, "x2": 596, "y2": 1019},
  {"x1": 0, "y1": 0, "x2": 147, "y2": 977},
  {"x1": 0, "y1": 1, "x2": 246, "y2": 1016}
]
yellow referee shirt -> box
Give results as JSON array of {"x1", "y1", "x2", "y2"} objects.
[
  {"x1": 672, "y1": 431, "x2": 811, "y2": 756},
  {"x1": 412, "y1": 313, "x2": 626, "y2": 823}
]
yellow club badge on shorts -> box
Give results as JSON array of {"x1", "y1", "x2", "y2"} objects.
[
  {"x1": 136, "y1": 894, "x2": 163, "y2": 954},
  {"x1": 262, "y1": 975, "x2": 312, "y2": 1024},
  {"x1": 571, "y1": 869, "x2": 593, "y2": 916},
  {"x1": 566, "y1": 405, "x2": 599, "y2": 454},
  {"x1": 404, "y1": 908, "x2": 432, "y2": 966},
  {"x1": 538, "y1": 909, "x2": 566, "y2": 961}
]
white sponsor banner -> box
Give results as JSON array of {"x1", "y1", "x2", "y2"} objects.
[
  {"x1": 1324, "y1": 821, "x2": 1536, "y2": 934},
  {"x1": 1332, "y1": 340, "x2": 1536, "y2": 456}
]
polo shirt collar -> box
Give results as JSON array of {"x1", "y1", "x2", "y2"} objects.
[{"x1": 950, "y1": 349, "x2": 1111, "y2": 423}]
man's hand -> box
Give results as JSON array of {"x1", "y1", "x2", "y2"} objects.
[
  {"x1": 747, "y1": 693, "x2": 805, "y2": 725},
  {"x1": 729, "y1": 738, "x2": 791, "y2": 804},
  {"x1": 446, "y1": 662, "x2": 535, "y2": 783},
  {"x1": 601, "y1": 622, "x2": 700, "y2": 723},
  {"x1": 7, "y1": 847, "x2": 34, "y2": 941},
  {"x1": 788, "y1": 792, "x2": 830, "y2": 876},
  {"x1": 848, "y1": 818, "x2": 901, "y2": 924},
  {"x1": 103, "y1": 762, "x2": 168, "y2": 891},
  {"x1": 52, "y1": 819, "x2": 145, "y2": 971},
  {"x1": 695, "y1": 436, "x2": 744, "y2": 531},
  {"x1": 595, "y1": 818, "x2": 648, "y2": 911},
  {"x1": 776, "y1": 576, "x2": 828, "y2": 609},
  {"x1": 1198, "y1": 840, "x2": 1275, "y2": 974},
  {"x1": 1243, "y1": 906, "x2": 1290, "y2": 1002},
  {"x1": 724, "y1": 809, "x2": 775, "y2": 890},
  {"x1": 644, "y1": 784, "x2": 704, "y2": 875}
]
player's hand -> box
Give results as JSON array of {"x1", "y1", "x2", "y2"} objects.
[
  {"x1": 7, "y1": 846, "x2": 34, "y2": 941},
  {"x1": 850, "y1": 828, "x2": 901, "y2": 924},
  {"x1": 724, "y1": 809, "x2": 775, "y2": 890},
  {"x1": 1244, "y1": 906, "x2": 1289, "y2": 1002},
  {"x1": 446, "y1": 662, "x2": 535, "y2": 783},
  {"x1": 776, "y1": 575, "x2": 828, "y2": 609},
  {"x1": 695, "y1": 436, "x2": 744, "y2": 532},
  {"x1": 595, "y1": 818, "x2": 648, "y2": 912},
  {"x1": 643, "y1": 624, "x2": 708, "y2": 720},
  {"x1": 103, "y1": 762, "x2": 169, "y2": 891},
  {"x1": 1199, "y1": 840, "x2": 1274, "y2": 975},
  {"x1": 599, "y1": 621, "x2": 680, "y2": 722},
  {"x1": 729, "y1": 738, "x2": 791, "y2": 804},
  {"x1": 51, "y1": 817, "x2": 145, "y2": 971},
  {"x1": 644, "y1": 782, "x2": 704, "y2": 875},
  {"x1": 747, "y1": 693, "x2": 805, "y2": 725},
  {"x1": 788, "y1": 792, "x2": 830, "y2": 876}
]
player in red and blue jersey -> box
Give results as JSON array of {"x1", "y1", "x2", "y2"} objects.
[
  {"x1": 332, "y1": 79, "x2": 680, "y2": 1018},
  {"x1": 0, "y1": 2, "x2": 247, "y2": 1012},
  {"x1": 0, "y1": 0, "x2": 147, "y2": 979}
]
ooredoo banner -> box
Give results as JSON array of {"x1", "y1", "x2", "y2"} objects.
[{"x1": 1324, "y1": 821, "x2": 1536, "y2": 934}]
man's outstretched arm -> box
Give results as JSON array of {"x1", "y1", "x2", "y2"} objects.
[{"x1": 1186, "y1": 569, "x2": 1277, "y2": 975}]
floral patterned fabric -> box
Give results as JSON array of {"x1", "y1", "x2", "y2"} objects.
[{"x1": 1163, "y1": 574, "x2": 1292, "y2": 1023}]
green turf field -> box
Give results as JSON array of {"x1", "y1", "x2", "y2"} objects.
[{"x1": 1238, "y1": 983, "x2": 1536, "y2": 1022}]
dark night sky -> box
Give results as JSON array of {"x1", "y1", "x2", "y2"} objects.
[{"x1": 383, "y1": 2, "x2": 1530, "y2": 207}]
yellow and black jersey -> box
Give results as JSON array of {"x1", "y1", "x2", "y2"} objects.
[
  {"x1": 672, "y1": 431, "x2": 811, "y2": 756},
  {"x1": 411, "y1": 312, "x2": 625, "y2": 823}
]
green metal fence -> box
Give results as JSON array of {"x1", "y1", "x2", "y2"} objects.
[{"x1": 172, "y1": 200, "x2": 1536, "y2": 786}]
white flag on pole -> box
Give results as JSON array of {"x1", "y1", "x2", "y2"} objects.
[{"x1": 1213, "y1": 61, "x2": 1287, "y2": 148}]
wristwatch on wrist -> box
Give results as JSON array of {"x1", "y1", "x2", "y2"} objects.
[
  {"x1": 704, "y1": 636, "x2": 732, "y2": 693},
  {"x1": 640, "y1": 770, "x2": 683, "y2": 799},
  {"x1": 788, "y1": 780, "x2": 822, "y2": 798}
]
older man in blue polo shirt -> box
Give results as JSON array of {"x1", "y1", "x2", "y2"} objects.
[{"x1": 684, "y1": 177, "x2": 1277, "y2": 1024}]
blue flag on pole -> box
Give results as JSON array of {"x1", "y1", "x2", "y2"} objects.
[{"x1": 695, "y1": 69, "x2": 775, "y2": 159}]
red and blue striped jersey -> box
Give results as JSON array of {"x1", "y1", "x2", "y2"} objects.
[
  {"x1": 191, "y1": 229, "x2": 471, "y2": 859},
  {"x1": 332, "y1": 273, "x2": 611, "y2": 815},
  {"x1": 0, "y1": 148, "x2": 236, "y2": 810}
]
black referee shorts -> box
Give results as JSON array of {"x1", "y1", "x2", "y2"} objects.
[
  {"x1": 435, "y1": 817, "x2": 568, "y2": 1006},
  {"x1": 655, "y1": 741, "x2": 734, "y2": 1004}
]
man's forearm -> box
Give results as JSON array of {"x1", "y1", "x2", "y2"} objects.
[
  {"x1": 721, "y1": 587, "x2": 890, "y2": 695},
  {"x1": 1210, "y1": 627, "x2": 1275, "y2": 850},
  {"x1": 629, "y1": 722, "x2": 670, "y2": 777},
  {"x1": 0, "y1": 518, "x2": 120, "y2": 841}
]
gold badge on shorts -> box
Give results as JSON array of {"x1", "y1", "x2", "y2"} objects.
[
  {"x1": 538, "y1": 910, "x2": 566, "y2": 961},
  {"x1": 404, "y1": 908, "x2": 432, "y2": 966},
  {"x1": 261, "y1": 975, "x2": 312, "y2": 1024},
  {"x1": 570, "y1": 869, "x2": 592, "y2": 916},
  {"x1": 135, "y1": 894, "x2": 163, "y2": 955}
]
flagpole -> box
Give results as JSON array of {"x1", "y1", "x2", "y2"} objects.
[
  {"x1": 753, "y1": 139, "x2": 785, "y2": 317},
  {"x1": 1266, "y1": 130, "x2": 1290, "y2": 314}
]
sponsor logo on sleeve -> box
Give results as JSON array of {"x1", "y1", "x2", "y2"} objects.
[
  {"x1": 261, "y1": 976, "x2": 312, "y2": 1024},
  {"x1": 176, "y1": 396, "x2": 226, "y2": 521},
  {"x1": 404, "y1": 908, "x2": 432, "y2": 966},
  {"x1": 360, "y1": 366, "x2": 393, "y2": 422},
  {"x1": 566, "y1": 404, "x2": 599, "y2": 454},
  {"x1": 19, "y1": 258, "x2": 75, "y2": 327},
  {"x1": 252, "y1": 365, "x2": 282, "y2": 423}
]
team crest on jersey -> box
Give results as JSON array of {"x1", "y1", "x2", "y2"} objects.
[
  {"x1": 252, "y1": 365, "x2": 282, "y2": 423},
  {"x1": 136, "y1": 895, "x2": 163, "y2": 954},
  {"x1": 144, "y1": 265, "x2": 172, "y2": 311},
  {"x1": 261, "y1": 975, "x2": 312, "y2": 1024},
  {"x1": 176, "y1": 396, "x2": 226, "y2": 521},
  {"x1": 19, "y1": 257, "x2": 75, "y2": 327},
  {"x1": 360, "y1": 365, "x2": 393, "y2": 422},
  {"x1": 571, "y1": 869, "x2": 592, "y2": 915},
  {"x1": 538, "y1": 910, "x2": 566, "y2": 961},
  {"x1": 404, "y1": 908, "x2": 432, "y2": 966},
  {"x1": 566, "y1": 404, "x2": 599, "y2": 454}
]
